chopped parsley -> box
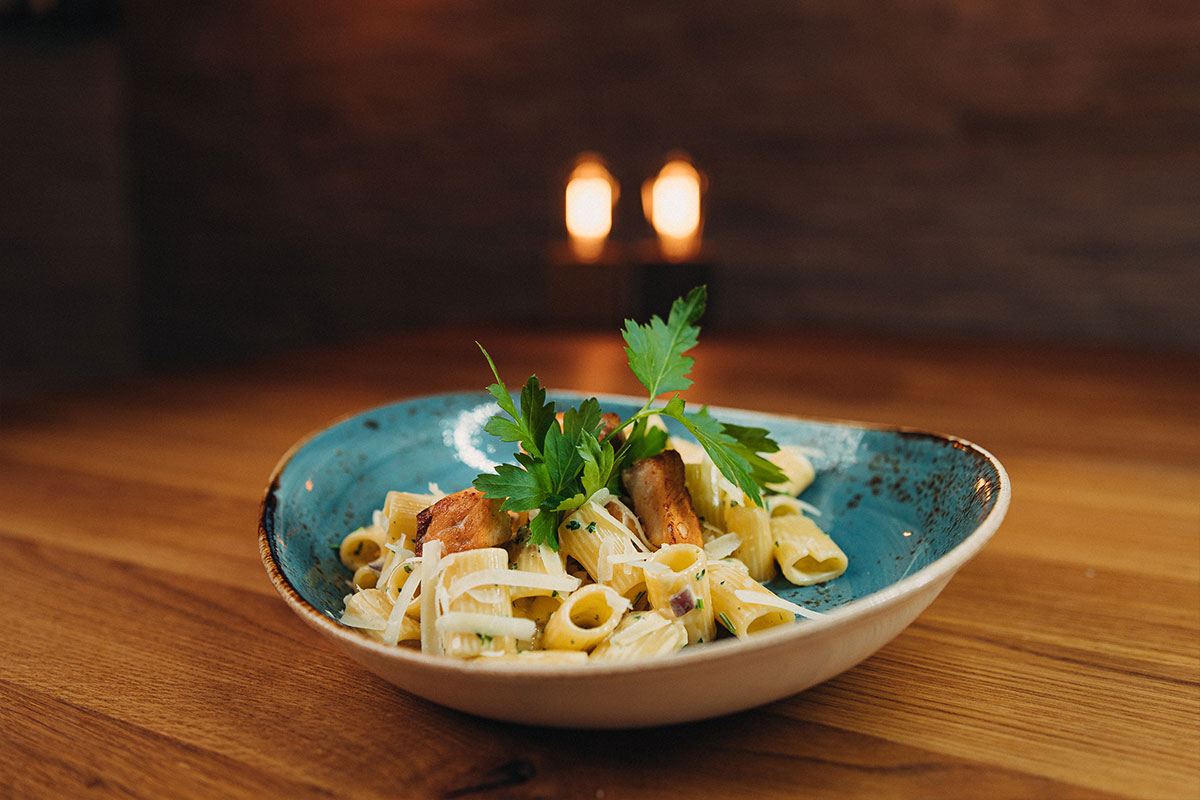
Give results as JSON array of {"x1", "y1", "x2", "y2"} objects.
[
  {"x1": 476, "y1": 633, "x2": 493, "y2": 646},
  {"x1": 565, "y1": 520, "x2": 581, "y2": 530},
  {"x1": 695, "y1": 569, "x2": 705, "y2": 580},
  {"x1": 586, "y1": 521, "x2": 597, "y2": 533}
]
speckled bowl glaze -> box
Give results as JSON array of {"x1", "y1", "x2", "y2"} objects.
[{"x1": 259, "y1": 392, "x2": 1010, "y2": 728}]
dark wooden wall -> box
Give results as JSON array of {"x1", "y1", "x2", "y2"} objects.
[{"x1": 3, "y1": 1, "x2": 1199, "y2": 396}]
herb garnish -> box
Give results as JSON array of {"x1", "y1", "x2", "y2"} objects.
[{"x1": 472, "y1": 286, "x2": 786, "y2": 550}]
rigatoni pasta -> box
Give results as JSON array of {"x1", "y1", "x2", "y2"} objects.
[
  {"x1": 559, "y1": 501, "x2": 647, "y2": 601},
  {"x1": 590, "y1": 611, "x2": 687, "y2": 662},
  {"x1": 643, "y1": 544, "x2": 716, "y2": 645},
  {"x1": 770, "y1": 514, "x2": 848, "y2": 586},
  {"x1": 543, "y1": 584, "x2": 629, "y2": 651},
  {"x1": 725, "y1": 499, "x2": 777, "y2": 583},
  {"x1": 335, "y1": 438, "x2": 840, "y2": 663},
  {"x1": 708, "y1": 559, "x2": 792, "y2": 638}
]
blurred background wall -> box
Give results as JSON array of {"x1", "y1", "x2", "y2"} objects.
[{"x1": 3, "y1": 0, "x2": 1199, "y2": 401}]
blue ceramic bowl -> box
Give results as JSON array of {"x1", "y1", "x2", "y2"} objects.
[{"x1": 259, "y1": 392, "x2": 1010, "y2": 727}]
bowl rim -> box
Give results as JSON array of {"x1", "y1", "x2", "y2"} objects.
[{"x1": 258, "y1": 390, "x2": 1011, "y2": 677}]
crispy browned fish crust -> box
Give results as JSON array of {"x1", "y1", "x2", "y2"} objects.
[
  {"x1": 620, "y1": 450, "x2": 702, "y2": 547},
  {"x1": 415, "y1": 488, "x2": 513, "y2": 555}
]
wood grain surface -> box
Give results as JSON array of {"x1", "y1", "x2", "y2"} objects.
[{"x1": 1, "y1": 329, "x2": 1197, "y2": 799}]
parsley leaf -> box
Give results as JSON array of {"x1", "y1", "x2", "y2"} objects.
[
  {"x1": 477, "y1": 344, "x2": 555, "y2": 459},
  {"x1": 528, "y1": 509, "x2": 559, "y2": 548},
  {"x1": 622, "y1": 285, "x2": 705, "y2": 401}
]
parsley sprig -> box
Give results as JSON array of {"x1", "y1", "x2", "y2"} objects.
[{"x1": 472, "y1": 286, "x2": 787, "y2": 549}]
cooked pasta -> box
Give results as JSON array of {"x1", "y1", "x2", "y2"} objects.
[
  {"x1": 770, "y1": 514, "x2": 848, "y2": 586},
  {"x1": 708, "y1": 559, "x2": 793, "y2": 638},
  {"x1": 558, "y1": 500, "x2": 647, "y2": 601},
  {"x1": 334, "y1": 440, "x2": 840, "y2": 663},
  {"x1": 725, "y1": 498, "x2": 777, "y2": 583},
  {"x1": 642, "y1": 544, "x2": 715, "y2": 645},
  {"x1": 542, "y1": 584, "x2": 629, "y2": 651},
  {"x1": 589, "y1": 611, "x2": 688, "y2": 661}
]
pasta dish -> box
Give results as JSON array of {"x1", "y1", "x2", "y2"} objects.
[
  {"x1": 333, "y1": 286, "x2": 848, "y2": 663},
  {"x1": 336, "y1": 440, "x2": 845, "y2": 662}
]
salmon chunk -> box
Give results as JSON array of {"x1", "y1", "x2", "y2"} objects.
[
  {"x1": 415, "y1": 488, "x2": 513, "y2": 555},
  {"x1": 620, "y1": 450, "x2": 702, "y2": 547}
]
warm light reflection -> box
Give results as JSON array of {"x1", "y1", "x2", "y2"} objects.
[
  {"x1": 565, "y1": 155, "x2": 617, "y2": 262},
  {"x1": 644, "y1": 157, "x2": 703, "y2": 261}
]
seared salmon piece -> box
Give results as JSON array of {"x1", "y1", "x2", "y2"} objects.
[
  {"x1": 415, "y1": 488, "x2": 513, "y2": 555},
  {"x1": 620, "y1": 450, "x2": 702, "y2": 547}
]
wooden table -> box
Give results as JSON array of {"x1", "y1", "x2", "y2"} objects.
[{"x1": 3, "y1": 328, "x2": 1198, "y2": 799}]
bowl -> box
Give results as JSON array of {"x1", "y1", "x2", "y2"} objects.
[{"x1": 258, "y1": 391, "x2": 1010, "y2": 728}]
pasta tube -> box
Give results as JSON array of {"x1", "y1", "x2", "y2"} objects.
[
  {"x1": 384, "y1": 490, "x2": 440, "y2": 546},
  {"x1": 511, "y1": 594, "x2": 563, "y2": 650},
  {"x1": 771, "y1": 514, "x2": 848, "y2": 586},
  {"x1": 708, "y1": 559, "x2": 792, "y2": 638},
  {"x1": 508, "y1": 537, "x2": 570, "y2": 600},
  {"x1": 378, "y1": 554, "x2": 418, "y2": 601},
  {"x1": 765, "y1": 446, "x2": 816, "y2": 496},
  {"x1": 559, "y1": 501, "x2": 646, "y2": 601},
  {"x1": 725, "y1": 498, "x2": 777, "y2": 582},
  {"x1": 433, "y1": 547, "x2": 518, "y2": 657},
  {"x1": 542, "y1": 584, "x2": 629, "y2": 651},
  {"x1": 351, "y1": 565, "x2": 379, "y2": 590},
  {"x1": 643, "y1": 544, "x2": 716, "y2": 645},
  {"x1": 338, "y1": 525, "x2": 385, "y2": 570},
  {"x1": 589, "y1": 611, "x2": 687, "y2": 662}
]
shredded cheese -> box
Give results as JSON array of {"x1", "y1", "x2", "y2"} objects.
[
  {"x1": 419, "y1": 540, "x2": 443, "y2": 654},
  {"x1": 597, "y1": 538, "x2": 618, "y2": 583},
  {"x1": 604, "y1": 552, "x2": 656, "y2": 566},
  {"x1": 340, "y1": 594, "x2": 387, "y2": 631},
  {"x1": 703, "y1": 533, "x2": 742, "y2": 560},
  {"x1": 434, "y1": 612, "x2": 536, "y2": 641},
  {"x1": 537, "y1": 543, "x2": 560, "y2": 577},
  {"x1": 383, "y1": 562, "x2": 422, "y2": 645},
  {"x1": 447, "y1": 569, "x2": 579, "y2": 601},
  {"x1": 377, "y1": 543, "x2": 415, "y2": 588},
  {"x1": 733, "y1": 589, "x2": 825, "y2": 620}
]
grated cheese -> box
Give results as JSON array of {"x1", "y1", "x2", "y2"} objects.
[
  {"x1": 435, "y1": 612, "x2": 536, "y2": 641},
  {"x1": 383, "y1": 563, "x2": 422, "y2": 644},
  {"x1": 340, "y1": 593, "x2": 387, "y2": 631},
  {"x1": 733, "y1": 589, "x2": 825, "y2": 620},
  {"x1": 597, "y1": 538, "x2": 618, "y2": 583},
  {"x1": 703, "y1": 533, "x2": 742, "y2": 560},
  {"x1": 537, "y1": 543, "x2": 561, "y2": 577},
  {"x1": 419, "y1": 540, "x2": 443, "y2": 654},
  {"x1": 447, "y1": 569, "x2": 579, "y2": 601}
]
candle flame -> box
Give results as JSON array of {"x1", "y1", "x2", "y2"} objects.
[
  {"x1": 565, "y1": 156, "x2": 617, "y2": 262},
  {"x1": 644, "y1": 158, "x2": 703, "y2": 262}
]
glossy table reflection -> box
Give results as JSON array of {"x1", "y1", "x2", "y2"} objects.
[{"x1": 2, "y1": 328, "x2": 1197, "y2": 799}]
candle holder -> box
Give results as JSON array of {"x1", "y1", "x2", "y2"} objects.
[
  {"x1": 631, "y1": 242, "x2": 716, "y2": 322},
  {"x1": 543, "y1": 242, "x2": 634, "y2": 327}
]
